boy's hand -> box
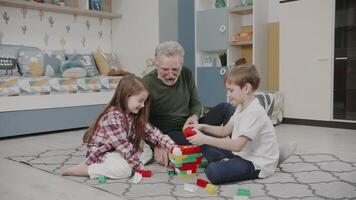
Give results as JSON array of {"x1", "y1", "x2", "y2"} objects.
[{"x1": 186, "y1": 129, "x2": 209, "y2": 146}]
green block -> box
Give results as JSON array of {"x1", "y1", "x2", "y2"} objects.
[
  {"x1": 236, "y1": 188, "x2": 250, "y2": 196},
  {"x1": 167, "y1": 169, "x2": 175, "y2": 176},
  {"x1": 98, "y1": 175, "x2": 107, "y2": 184},
  {"x1": 199, "y1": 160, "x2": 208, "y2": 168}
]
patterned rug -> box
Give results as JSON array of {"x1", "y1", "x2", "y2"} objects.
[{"x1": 7, "y1": 145, "x2": 356, "y2": 200}]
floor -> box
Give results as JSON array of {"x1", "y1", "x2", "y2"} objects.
[{"x1": 0, "y1": 124, "x2": 355, "y2": 200}]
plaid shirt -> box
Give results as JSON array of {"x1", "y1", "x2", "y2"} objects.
[{"x1": 85, "y1": 109, "x2": 175, "y2": 170}]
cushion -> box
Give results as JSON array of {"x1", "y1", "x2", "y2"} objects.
[
  {"x1": 18, "y1": 48, "x2": 44, "y2": 77},
  {"x1": 0, "y1": 56, "x2": 18, "y2": 76},
  {"x1": 255, "y1": 91, "x2": 284, "y2": 125},
  {"x1": 43, "y1": 50, "x2": 65, "y2": 77},
  {"x1": 64, "y1": 54, "x2": 99, "y2": 77},
  {"x1": 93, "y1": 50, "x2": 122, "y2": 75}
]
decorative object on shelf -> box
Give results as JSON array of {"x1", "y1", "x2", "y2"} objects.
[
  {"x1": 48, "y1": 16, "x2": 54, "y2": 28},
  {"x1": 21, "y1": 25, "x2": 28, "y2": 34},
  {"x1": 232, "y1": 31, "x2": 253, "y2": 43},
  {"x1": 43, "y1": 33, "x2": 49, "y2": 46},
  {"x1": 203, "y1": 55, "x2": 214, "y2": 67},
  {"x1": 242, "y1": 0, "x2": 253, "y2": 6},
  {"x1": 3, "y1": 11, "x2": 9, "y2": 24},
  {"x1": 234, "y1": 57, "x2": 246, "y2": 66},
  {"x1": 39, "y1": 10, "x2": 44, "y2": 21},
  {"x1": 89, "y1": 0, "x2": 103, "y2": 11},
  {"x1": 215, "y1": 0, "x2": 226, "y2": 8},
  {"x1": 219, "y1": 52, "x2": 227, "y2": 67},
  {"x1": 52, "y1": 0, "x2": 67, "y2": 7}
]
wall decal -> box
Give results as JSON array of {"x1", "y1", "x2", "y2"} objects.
[
  {"x1": 81, "y1": 36, "x2": 86, "y2": 48},
  {"x1": 86, "y1": 20, "x2": 90, "y2": 31},
  {"x1": 98, "y1": 30, "x2": 103, "y2": 39},
  {"x1": 39, "y1": 10, "x2": 44, "y2": 21},
  {"x1": 21, "y1": 8, "x2": 27, "y2": 19},
  {"x1": 60, "y1": 37, "x2": 66, "y2": 50},
  {"x1": 3, "y1": 11, "x2": 9, "y2": 24},
  {"x1": 48, "y1": 16, "x2": 54, "y2": 28},
  {"x1": 65, "y1": 24, "x2": 70, "y2": 33},
  {"x1": 21, "y1": 25, "x2": 27, "y2": 34},
  {"x1": 73, "y1": 14, "x2": 77, "y2": 22},
  {"x1": 0, "y1": 32, "x2": 3, "y2": 44},
  {"x1": 98, "y1": 17, "x2": 103, "y2": 25},
  {"x1": 43, "y1": 33, "x2": 49, "y2": 46}
]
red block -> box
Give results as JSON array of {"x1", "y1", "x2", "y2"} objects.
[
  {"x1": 136, "y1": 169, "x2": 152, "y2": 177},
  {"x1": 183, "y1": 127, "x2": 196, "y2": 138},
  {"x1": 180, "y1": 146, "x2": 201, "y2": 154},
  {"x1": 178, "y1": 162, "x2": 199, "y2": 171},
  {"x1": 196, "y1": 178, "x2": 209, "y2": 188}
]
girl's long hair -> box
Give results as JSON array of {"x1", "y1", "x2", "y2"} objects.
[{"x1": 83, "y1": 75, "x2": 150, "y2": 151}]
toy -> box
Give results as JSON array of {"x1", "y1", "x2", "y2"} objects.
[
  {"x1": 183, "y1": 127, "x2": 196, "y2": 138},
  {"x1": 136, "y1": 169, "x2": 152, "y2": 177},
  {"x1": 170, "y1": 145, "x2": 202, "y2": 178},
  {"x1": 97, "y1": 175, "x2": 107, "y2": 184},
  {"x1": 196, "y1": 178, "x2": 209, "y2": 188},
  {"x1": 234, "y1": 187, "x2": 251, "y2": 200},
  {"x1": 167, "y1": 167, "x2": 175, "y2": 176},
  {"x1": 132, "y1": 172, "x2": 142, "y2": 184},
  {"x1": 199, "y1": 159, "x2": 208, "y2": 168},
  {"x1": 205, "y1": 183, "x2": 218, "y2": 195},
  {"x1": 184, "y1": 183, "x2": 198, "y2": 192}
]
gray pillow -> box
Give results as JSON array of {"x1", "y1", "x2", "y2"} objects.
[
  {"x1": 65, "y1": 54, "x2": 99, "y2": 77},
  {"x1": 43, "y1": 50, "x2": 65, "y2": 77}
]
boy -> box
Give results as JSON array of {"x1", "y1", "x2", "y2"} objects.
[{"x1": 187, "y1": 64, "x2": 279, "y2": 184}]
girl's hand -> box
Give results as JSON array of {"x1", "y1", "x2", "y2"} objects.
[
  {"x1": 186, "y1": 129, "x2": 209, "y2": 146},
  {"x1": 154, "y1": 146, "x2": 169, "y2": 166}
]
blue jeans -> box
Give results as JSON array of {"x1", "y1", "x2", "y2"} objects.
[
  {"x1": 163, "y1": 103, "x2": 235, "y2": 145},
  {"x1": 201, "y1": 145, "x2": 260, "y2": 184}
]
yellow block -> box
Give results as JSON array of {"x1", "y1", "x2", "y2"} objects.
[
  {"x1": 205, "y1": 184, "x2": 218, "y2": 195},
  {"x1": 177, "y1": 173, "x2": 196, "y2": 180}
]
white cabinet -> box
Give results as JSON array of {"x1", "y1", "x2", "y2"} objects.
[
  {"x1": 279, "y1": 0, "x2": 334, "y2": 120},
  {"x1": 195, "y1": 0, "x2": 268, "y2": 107}
]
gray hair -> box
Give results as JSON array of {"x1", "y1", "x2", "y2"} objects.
[{"x1": 155, "y1": 41, "x2": 185, "y2": 58}]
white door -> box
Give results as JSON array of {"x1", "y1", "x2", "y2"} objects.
[{"x1": 280, "y1": 0, "x2": 334, "y2": 120}]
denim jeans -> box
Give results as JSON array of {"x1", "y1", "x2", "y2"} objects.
[
  {"x1": 163, "y1": 103, "x2": 235, "y2": 145},
  {"x1": 201, "y1": 145, "x2": 260, "y2": 184}
]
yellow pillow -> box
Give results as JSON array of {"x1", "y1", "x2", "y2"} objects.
[{"x1": 93, "y1": 51, "x2": 122, "y2": 75}]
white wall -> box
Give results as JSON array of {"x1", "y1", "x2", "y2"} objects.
[
  {"x1": 111, "y1": 0, "x2": 160, "y2": 76},
  {"x1": 0, "y1": 6, "x2": 112, "y2": 53},
  {"x1": 159, "y1": 0, "x2": 178, "y2": 42},
  {"x1": 268, "y1": 0, "x2": 279, "y2": 23}
]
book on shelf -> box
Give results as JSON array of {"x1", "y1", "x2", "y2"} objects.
[{"x1": 89, "y1": 0, "x2": 103, "y2": 11}]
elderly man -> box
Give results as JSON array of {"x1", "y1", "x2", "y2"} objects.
[{"x1": 143, "y1": 41, "x2": 235, "y2": 165}]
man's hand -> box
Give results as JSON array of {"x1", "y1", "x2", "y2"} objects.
[
  {"x1": 183, "y1": 115, "x2": 199, "y2": 130},
  {"x1": 154, "y1": 146, "x2": 169, "y2": 166}
]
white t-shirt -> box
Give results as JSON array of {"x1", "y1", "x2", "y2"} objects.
[{"x1": 228, "y1": 98, "x2": 279, "y2": 178}]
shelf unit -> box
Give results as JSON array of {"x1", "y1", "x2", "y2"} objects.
[
  {"x1": 0, "y1": 0, "x2": 121, "y2": 19},
  {"x1": 195, "y1": 0, "x2": 268, "y2": 107}
]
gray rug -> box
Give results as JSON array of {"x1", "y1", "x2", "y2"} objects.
[{"x1": 7, "y1": 145, "x2": 356, "y2": 200}]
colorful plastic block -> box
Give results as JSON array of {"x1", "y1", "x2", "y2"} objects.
[
  {"x1": 183, "y1": 127, "x2": 196, "y2": 138},
  {"x1": 171, "y1": 145, "x2": 201, "y2": 155},
  {"x1": 97, "y1": 175, "x2": 107, "y2": 184},
  {"x1": 167, "y1": 168, "x2": 175, "y2": 176},
  {"x1": 196, "y1": 178, "x2": 209, "y2": 188},
  {"x1": 234, "y1": 187, "x2": 251, "y2": 200},
  {"x1": 184, "y1": 183, "x2": 198, "y2": 192},
  {"x1": 132, "y1": 172, "x2": 142, "y2": 184},
  {"x1": 178, "y1": 173, "x2": 196, "y2": 179},
  {"x1": 136, "y1": 169, "x2": 152, "y2": 177},
  {"x1": 199, "y1": 159, "x2": 208, "y2": 168},
  {"x1": 205, "y1": 184, "x2": 218, "y2": 195}
]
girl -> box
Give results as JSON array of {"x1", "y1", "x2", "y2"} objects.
[{"x1": 61, "y1": 75, "x2": 175, "y2": 179}]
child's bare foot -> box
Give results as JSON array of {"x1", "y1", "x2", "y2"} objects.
[{"x1": 61, "y1": 163, "x2": 89, "y2": 176}]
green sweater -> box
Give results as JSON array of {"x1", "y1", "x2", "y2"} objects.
[{"x1": 143, "y1": 67, "x2": 202, "y2": 130}]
